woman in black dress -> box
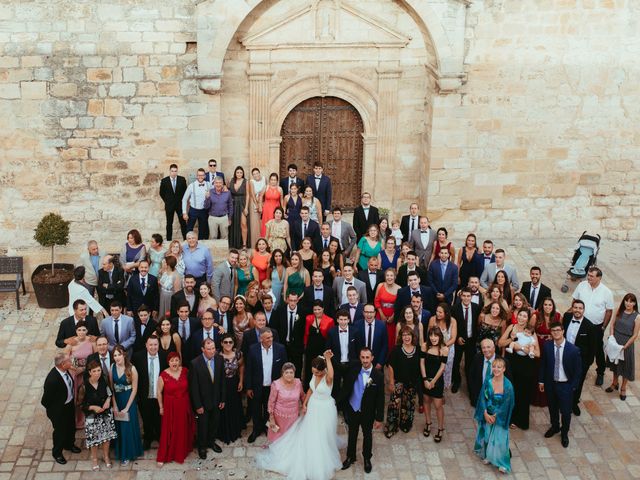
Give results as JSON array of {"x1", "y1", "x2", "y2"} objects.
[
  {"x1": 217, "y1": 333, "x2": 246, "y2": 443},
  {"x1": 229, "y1": 166, "x2": 249, "y2": 249},
  {"x1": 420, "y1": 327, "x2": 449, "y2": 443},
  {"x1": 457, "y1": 233, "x2": 482, "y2": 290},
  {"x1": 328, "y1": 239, "x2": 344, "y2": 275},
  {"x1": 156, "y1": 318, "x2": 182, "y2": 359}
]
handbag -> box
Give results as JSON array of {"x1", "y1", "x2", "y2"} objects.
[{"x1": 113, "y1": 411, "x2": 130, "y2": 422}]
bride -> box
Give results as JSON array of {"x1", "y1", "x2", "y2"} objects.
[{"x1": 256, "y1": 350, "x2": 344, "y2": 480}]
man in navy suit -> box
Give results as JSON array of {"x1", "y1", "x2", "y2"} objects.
[
  {"x1": 356, "y1": 256, "x2": 384, "y2": 304},
  {"x1": 205, "y1": 158, "x2": 225, "y2": 184},
  {"x1": 186, "y1": 309, "x2": 221, "y2": 365},
  {"x1": 245, "y1": 328, "x2": 287, "y2": 442},
  {"x1": 242, "y1": 311, "x2": 280, "y2": 359},
  {"x1": 539, "y1": 321, "x2": 582, "y2": 448},
  {"x1": 355, "y1": 304, "x2": 388, "y2": 369},
  {"x1": 291, "y1": 206, "x2": 320, "y2": 251},
  {"x1": 306, "y1": 162, "x2": 332, "y2": 217},
  {"x1": 279, "y1": 163, "x2": 305, "y2": 194},
  {"x1": 427, "y1": 248, "x2": 459, "y2": 306},
  {"x1": 395, "y1": 272, "x2": 433, "y2": 317},
  {"x1": 304, "y1": 269, "x2": 335, "y2": 318},
  {"x1": 326, "y1": 310, "x2": 361, "y2": 399},
  {"x1": 171, "y1": 302, "x2": 200, "y2": 364},
  {"x1": 340, "y1": 287, "x2": 365, "y2": 324},
  {"x1": 126, "y1": 260, "x2": 159, "y2": 319},
  {"x1": 479, "y1": 239, "x2": 496, "y2": 276}
]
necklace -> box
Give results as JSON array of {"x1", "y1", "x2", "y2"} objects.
[{"x1": 401, "y1": 345, "x2": 416, "y2": 358}]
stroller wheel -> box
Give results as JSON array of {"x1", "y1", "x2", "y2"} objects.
[{"x1": 561, "y1": 284, "x2": 569, "y2": 293}]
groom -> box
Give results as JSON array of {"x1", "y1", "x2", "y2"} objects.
[{"x1": 339, "y1": 347, "x2": 384, "y2": 473}]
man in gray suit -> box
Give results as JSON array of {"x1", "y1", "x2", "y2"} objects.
[
  {"x1": 332, "y1": 262, "x2": 367, "y2": 306},
  {"x1": 328, "y1": 207, "x2": 357, "y2": 257},
  {"x1": 212, "y1": 249, "x2": 239, "y2": 300},
  {"x1": 409, "y1": 216, "x2": 434, "y2": 268},
  {"x1": 77, "y1": 240, "x2": 102, "y2": 296},
  {"x1": 100, "y1": 300, "x2": 136, "y2": 356},
  {"x1": 480, "y1": 248, "x2": 520, "y2": 290}
]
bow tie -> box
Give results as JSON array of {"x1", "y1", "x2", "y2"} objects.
[
  {"x1": 420, "y1": 230, "x2": 427, "y2": 233},
  {"x1": 361, "y1": 368, "x2": 372, "y2": 375},
  {"x1": 485, "y1": 256, "x2": 491, "y2": 259},
  {"x1": 340, "y1": 329, "x2": 348, "y2": 333},
  {"x1": 345, "y1": 281, "x2": 352, "y2": 285},
  {"x1": 315, "y1": 288, "x2": 323, "y2": 292},
  {"x1": 315, "y1": 176, "x2": 321, "y2": 179},
  {"x1": 349, "y1": 305, "x2": 357, "y2": 309},
  {"x1": 571, "y1": 320, "x2": 581, "y2": 324},
  {"x1": 198, "y1": 183, "x2": 205, "y2": 187},
  {"x1": 368, "y1": 271, "x2": 376, "y2": 275}
]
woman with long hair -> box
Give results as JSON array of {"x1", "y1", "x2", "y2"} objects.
[
  {"x1": 509, "y1": 292, "x2": 532, "y2": 324},
  {"x1": 165, "y1": 239, "x2": 185, "y2": 277},
  {"x1": 251, "y1": 237, "x2": 271, "y2": 284},
  {"x1": 328, "y1": 238, "x2": 344, "y2": 275},
  {"x1": 230, "y1": 295, "x2": 254, "y2": 348},
  {"x1": 155, "y1": 318, "x2": 182, "y2": 359},
  {"x1": 430, "y1": 227, "x2": 455, "y2": 264},
  {"x1": 484, "y1": 284, "x2": 510, "y2": 313},
  {"x1": 354, "y1": 224, "x2": 382, "y2": 272},
  {"x1": 493, "y1": 270, "x2": 513, "y2": 306},
  {"x1": 158, "y1": 255, "x2": 182, "y2": 320},
  {"x1": 395, "y1": 305, "x2": 424, "y2": 347},
  {"x1": 217, "y1": 333, "x2": 246, "y2": 444},
  {"x1": 457, "y1": 233, "x2": 482, "y2": 290},
  {"x1": 374, "y1": 268, "x2": 401, "y2": 353},
  {"x1": 298, "y1": 237, "x2": 317, "y2": 275},
  {"x1": 283, "y1": 252, "x2": 310, "y2": 298},
  {"x1": 261, "y1": 172, "x2": 284, "y2": 237},
  {"x1": 121, "y1": 229, "x2": 146, "y2": 277},
  {"x1": 427, "y1": 304, "x2": 457, "y2": 390},
  {"x1": 235, "y1": 249, "x2": 258, "y2": 297},
  {"x1": 229, "y1": 166, "x2": 249, "y2": 249},
  {"x1": 316, "y1": 249, "x2": 336, "y2": 286},
  {"x1": 477, "y1": 301, "x2": 508, "y2": 353},
  {"x1": 606, "y1": 293, "x2": 640, "y2": 401},
  {"x1": 420, "y1": 327, "x2": 449, "y2": 442},
  {"x1": 283, "y1": 183, "x2": 303, "y2": 225},
  {"x1": 196, "y1": 283, "x2": 218, "y2": 319},
  {"x1": 266, "y1": 207, "x2": 290, "y2": 254},
  {"x1": 301, "y1": 184, "x2": 323, "y2": 224},
  {"x1": 244, "y1": 280, "x2": 263, "y2": 314},
  {"x1": 379, "y1": 236, "x2": 400, "y2": 272},
  {"x1": 248, "y1": 167, "x2": 266, "y2": 246},
  {"x1": 65, "y1": 321, "x2": 96, "y2": 428},
  {"x1": 267, "y1": 248, "x2": 288, "y2": 307}
]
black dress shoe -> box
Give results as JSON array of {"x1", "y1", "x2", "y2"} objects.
[
  {"x1": 544, "y1": 427, "x2": 560, "y2": 438},
  {"x1": 53, "y1": 455, "x2": 67, "y2": 465},
  {"x1": 68, "y1": 445, "x2": 81, "y2": 454},
  {"x1": 595, "y1": 374, "x2": 604, "y2": 386},
  {"x1": 364, "y1": 459, "x2": 372, "y2": 473},
  {"x1": 247, "y1": 432, "x2": 258, "y2": 443},
  {"x1": 341, "y1": 457, "x2": 355, "y2": 470},
  {"x1": 211, "y1": 442, "x2": 222, "y2": 453},
  {"x1": 561, "y1": 436, "x2": 569, "y2": 448},
  {"x1": 451, "y1": 384, "x2": 460, "y2": 393},
  {"x1": 198, "y1": 449, "x2": 207, "y2": 459},
  {"x1": 143, "y1": 441, "x2": 151, "y2": 450},
  {"x1": 572, "y1": 404, "x2": 581, "y2": 416}
]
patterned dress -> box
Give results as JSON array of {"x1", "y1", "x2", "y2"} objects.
[
  {"x1": 217, "y1": 351, "x2": 246, "y2": 444},
  {"x1": 82, "y1": 378, "x2": 118, "y2": 448},
  {"x1": 267, "y1": 220, "x2": 289, "y2": 253},
  {"x1": 267, "y1": 378, "x2": 304, "y2": 442}
]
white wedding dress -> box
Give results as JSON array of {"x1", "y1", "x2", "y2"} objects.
[{"x1": 255, "y1": 375, "x2": 345, "y2": 480}]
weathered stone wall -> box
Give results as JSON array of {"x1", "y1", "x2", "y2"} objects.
[{"x1": 0, "y1": 0, "x2": 638, "y2": 280}]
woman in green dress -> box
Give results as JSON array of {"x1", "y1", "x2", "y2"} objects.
[
  {"x1": 354, "y1": 224, "x2": 382, "y2": 271},
  {"x1": 283, "y1": 252, "x2": 310, "y2": 298},
  {"x1": 234, "y1": 250, "x2": 258, "y2": 297}
]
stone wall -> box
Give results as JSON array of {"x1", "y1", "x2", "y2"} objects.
[{"x1": 0, "y1": 0, "x2": 638, "y2": 281}]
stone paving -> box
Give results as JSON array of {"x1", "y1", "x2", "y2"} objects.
[{"x1": 1, "y1": 239, "x2": 639, "y2": 480}]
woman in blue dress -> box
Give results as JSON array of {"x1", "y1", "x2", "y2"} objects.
[
  {"x1": 379, "y1": 236, "x2": 400, "y2": 272},
  {"x1": 474, "y1": 356, "x2": 514, "y2": 474},
  {"x1": 284, "y1": 183, "x2": 302, "y2": 226},
  {"x1": 110, "y1": 345, "x2": 143, "y2": 465}
]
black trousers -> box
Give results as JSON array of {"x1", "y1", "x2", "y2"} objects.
[
  {"x1": 251, "y1": 385, "x2": 271, "y2": 435},
  {"x1": 547, "y1": 381, "x2": 573, "y2": 436},
  {"x1": 195, "y1": 407, "x2": 220, "y2": 449},
  {"x1": 138, "y1": 397, "x2": 161, "y2": 445},
  {"x1": 164, "y1": 206, "x2": 187, "y2": 241},
  {"x1": 284, "y1": 342, "x2": 302, "y2": 378},
  {"x1": 452, "y1": 336, "x2": 476, "y2": 388},
  {"x1": 594, "y1": 327, "x2": 605, "y2": 376},
  {"x1": 187, "y1": 207, "x2": 209, "y2": 240},
  {"x1": 345, "y1": 405, "x2": 374, "y2": 460},
  {"x1": 331, "y1": 362, "x2": 351, "y2": 400},
  {"x1": 48, "y1": 402, "x2": 75, "y2": 456},
  {"x1": 574, "y1": 361, "x2": 590, "y2": 405}
]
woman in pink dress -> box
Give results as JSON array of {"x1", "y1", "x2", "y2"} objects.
[
  {"x1": 267, "y1": 362, "x2": 304, "y2": 443},
  {"x1": 65, "y1": 320, "x2": 96, "y2": 428},
  {"x1": 261, "y1": 173, "x2": 284, "y2": 237}
]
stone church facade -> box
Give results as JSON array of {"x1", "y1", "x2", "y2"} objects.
[{"x1": 0, "y1": 0, "x2": 638, "y2": 270}]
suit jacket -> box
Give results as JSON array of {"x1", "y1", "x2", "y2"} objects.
[
  {"x1": 126, "y1": 273, "x2": 159, "y2": 313},
  {"x1": 332, "y1": 276, "x2": 367, "y2": 306},
  {"x1": 452, "y1": 302, "x2": 481, "y2": 342},
  {"x1": 41, "y1": 368, "x2": 73, "y2": 416},
  {"x1": 291, "y1": 219, "x2": 321, "y2": 251},
  {"x1": 97, "y1": 266, "x2": 126, "y2": 310},
  {"x1": 86, "y1": 351, "x2": 114, "y2": 381},
  {"x1": 352, "y1": 205, "x2": 380, "y2": 240},
  {"x1": 205, "y1": 171, "x2": 225, "y2": 184},
  {"x1": 562, "y1": 313, "x2": 597, "y2": 368},
  {"x1": 520, "y1": 282, "x2": 552, "y2": 311},
  {"x1": 189, "y1": 354, "x2": 226, "y2": 411},
  {"x1": 78, "y1": 251, "x2": 102, "y2": 286},
  {"x1": 326, "y1": 325, "x2": 360, "y2": 363},
  {"x1": 539, "y1": 340, "x2": 582, "y2": 390},
  {"x1": 242, "y1": 328, "x2": 280, "y2": 359},
  {"x1": 303, "y1": 284, "x2": 335, "y2": 318},
  {"x1": 169, "y1": 289, "x2": 200, "y2": 319},
  {"x1": 133, "y1": 318, "x2": 158, "y2": 353},
  {"x1": 159, "y1": 175, "x2": 187, "y2": 210},
  {"x1": 427, "y1": 261, "x2": 459, "y2": 304},
  {"x1": 480, "y1": 263, "x2": 520, "y2": 290},
  {"x1": 186, "y1": 328, "x2": 220, "y2": 365},
  {"x1": 354, "y1": 319, "x2": 388, "y2": 366},
  {"x1": 478, "y1": 253, "x2": 496, "y2": 277},
  {"x1": 270, "y1": 304, "x2": 307, "y2": 349},
  {"x1": 400, "y1": 215, "x2": 420, "y2": 242},
  {"x1": 356, "y1": 269, "x2": 384, "y2": 304},
  {"x1": 245, "y1": 341, "x2": 287, "y2": 392},
  {"x1": 395, "y1": 285, "x2": 434, "y2": 317},
  {"x1": 279, "y1": 177, "x2": 304, "y2": 194},
  {"x1": 170, "y1": 316, "x2": 200, "y2": 343},
  {"x1": 339, "y1": 302, "x2": 365, "y2": 324},
  {"x1": 306, "y1": 174, "x2": 332, "y2": 214},
  {"x1": 132, "y1": 349, "x2": 168, "y2": 399},
  {"x1": 396, "y1": 265, "x2": 428, "y2": 287},
  {"x1": 338, "y1": 364, "x2": 385, "y2": 423},
  {"x1": 468, "y1": 354, "x2": 512, "y2": 407},
  {"x1": 100, "y1": 314, "x2": 136, "y2": 353},
  {"x1": 55, "y1": 315, "x2": 100, "y2": 348},
  {"x1": 211, "y1": 262, "x2": 234, "y2": 301},
  {"x1": 327, "y1": 220, "x2": 357, "y2": 256},
  {"x1": 316, "y1": 234, "x2": 339, "y2": 256},
  {"x1": 409, "y1": 228, "x2": 435, "y2": 267}
]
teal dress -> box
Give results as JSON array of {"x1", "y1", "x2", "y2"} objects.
[
  {"x1": 286, "y1": 271, "x2": 305, "y2": 297},
  {"x1": 236, "y1": 267, "x2": 254, "y2": 296},
  {"x1": 112, "y1": 365, "x2": 143, "y2": 462},
  {"x1": 474, "y1": 377, "x2": 514, "y2": 473},
  {"x1": 357, "y1": 237, "x2": 382, "y2": 271}
]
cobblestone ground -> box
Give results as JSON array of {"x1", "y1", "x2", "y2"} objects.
[{"x1": 1, "y1": 240, "x2": 639, "y2": 480}]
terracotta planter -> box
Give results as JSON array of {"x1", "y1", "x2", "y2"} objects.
[{"x1": 31, "y1": 263, "x2": 75, "y2": 309}]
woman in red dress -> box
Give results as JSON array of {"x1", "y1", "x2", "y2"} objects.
[
  {"x1": 261, "y1": 173, "x2": 284, "y2": 237},
  {"x1": 374, "y1": 268, "x2": 401, "y2": 354},
  {"x1": 530, "y1": 297, "x2": 560, "y2": 407},
  {"x1": 156, "y1": 352, "x2": 195, "y2": 467}
]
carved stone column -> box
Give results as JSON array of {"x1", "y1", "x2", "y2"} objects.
[
  {"x1": 248, "y1": 69, "x2": 273, "y2": 168},
  {"x1": 268, "y1": 137, "x2": 282, "y2": 175},
  {"x1": 375, "y1": 67, "x2": 401, "y2": 204}
]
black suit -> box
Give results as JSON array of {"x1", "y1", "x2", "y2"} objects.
[
  {"x1": 396, "y1": 265, "x2": 428, "y2": 288},
  {"x1": 132, "y1": 350, "x2": 167, "y2": 446},
  {"x1": 126, "y1": 273, "x2": 159, "y2": 314},
  {"x1": 395, "y1": 285, "x2": 434, "y2": 318},
  {"x1": 189, "y1": 354, "x2": 226, "y2": 451},
  {"x1": 41, "y1": 368, "x2": 76, "y2": 457},
  {"x1": 339, "y1": 365, "x2": 385, "y2": 461},
  {"x1": 291, "y1": 219, "x2": 321, "y2": 251},
  {"x1": 280, "y1": 177, "x2": 304, "y2": 195},
  {"x1": 352, "y1": 205, "x2": 380, "y2": 240},
  {"x1": 400, "y1": 215, "x2": 420, "y2": 243},
  {"x1": 133, "y1": 318, "x2": 158, "y2": 353},
  {"x1": 520, "y1": 282, "x2": 552, "y2": 311},
  {"x1": 55, "y1": 315, "x2": 100, "y2": 348},
  {"x1": 186, "y1": 328, "x2": 219, "y2": 366},
  {"x1": 171, "y1": 316, "x2": 200, "y2": 364},
  {"x1": 96, "y1": 267, "x2": 126, "y2": 310},
  {"x1": 270, "y1": 305, "x2": 306, "y2": 375},
  {"x1": 169, "y1": 289, "x2": 199, "y2": 319},
  {"x1": 356, "y1": 269, "x2": 384, "y2": 304},
  {"x1": 306, "y1": 174, "x2": 332, "y2": 214},
  {"x1": 242, "y1": 328, "x2": 280, "y2": 359},
  {"x1": 159, "y1": 175, "x2": 188, "y2": 240},
  {"x1": 326, "y1": 325, "x2": 360, "y2": 398},
  {"x1": 562, "y1": 313, "x2": 597, "y2": 407},
  {"x1": 468, "y1": 354, "x2": 512, "y2": 407},
  {"x1": 316, "y1": 234, "x2": 339, "y2": 256},
  {"x1": 303, "y1": 284, "x2": 335, "y2": 318},
  {"x1": 451, "y1": 302, "x2": 481, "y2": 389}
]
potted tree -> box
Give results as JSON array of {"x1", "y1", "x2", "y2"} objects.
[{"x1": 31, "y1": 212, "x2": 75, "y2": 308}]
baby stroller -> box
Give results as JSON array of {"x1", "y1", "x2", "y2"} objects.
[{"x1": 560, "y1": 231, "x2": 601, "y2": 293}]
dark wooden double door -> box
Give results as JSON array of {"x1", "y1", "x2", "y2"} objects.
[{"x1": 279, "y1": 96, "x2": 364, "y2": 210}]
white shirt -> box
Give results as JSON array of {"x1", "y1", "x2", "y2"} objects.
[
  {"x1": 261, "y1": 346, "x2": 273, "y2": 386},
  {"x1": 184, "y1": 290, "x2": 196, "y2": 310},
  {"x1": 482, "y1": 354, "x2": 496, "y2": 383},
  {"x1": 202, "y1": 328, "x2": 215, "y2": 341},
  {"x1": 367, "y1": 271, "x2": 377, "y2": 290},
  {"x1": 419, "y1": 230, "x2": 429, "y2": 248},
  {"x1": 361, "y1": 367, "x2": 372, "y2": 386},
  {"x1": 286, "y1": 308, "x2": 297, "y2": 342},
  {"x1": 177, "y1": 318, "x2": 191, "y2": 340},
  {"x1": 572, "y1": 281, "x2": 614, "y2": 325},
  {"x1": 98, "y1": 353, "x2": 111, "y2": 374},
  {"x1": 566, "y1": 317, "x2": 582, "y2": 345},
  {"x1": 314, "y1": 176, "x2": 321, "y2": 190},
  {"x1": 529, "y1": 283, "x2": 539, "y2": 308},
  {"x1": 553, "y1": 341, "x2": 568, "y2": 382},
  {"x1": 182, "y1": 180, "x2": 210, "y2": 211},
  {"x1": 470, "y1": 291, "x2": 481, "y2": 305},
  {"x1": 338, "y1": 327, "x2": 350, "y2": 363},
  {"x1": 341, "y1": 278, "x2": 355, "y2": 305},
  {"x1": 56, "y1": 367, "x2": 74, "y2": 404},
  {"x1": 408, "y1": 216, "x2": 419, "y2": 233},
  {"x1": 67, "y1": 281, "x2": 103, "y2": 316},
  {"x1": 332, "y1": 221, "x2": 342, "y2": 246},
  {"x1": 147, "y1": 354, "x2": 160, "y2": 398},
  {"x1": 462, "y1": 303, "x2": 473, "y2": 338}
]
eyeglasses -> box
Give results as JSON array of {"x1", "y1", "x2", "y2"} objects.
[{"x1": 222, "y1": 340, "x2": 234, "y2": 344}]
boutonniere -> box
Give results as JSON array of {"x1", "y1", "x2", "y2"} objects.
[
  {"x1": 365, "y1": 377, "x2": 374, "y2": 388},
  {"x1": 295, "y1": 314, "x2": 299, "y2": 322}
]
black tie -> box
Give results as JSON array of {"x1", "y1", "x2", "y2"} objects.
[
  {"x1": 303, "y1": 223, "x2": 307, "y2": 237},
  {"x1": 410, "y1": 218, "x2": 415, "y2": 233},
  {"x1": 141, "y1": 277, "x2": 146, "y2": 291},
  {"x1": 114, "y1": 319, "x2": 120, "y2": 343},
  {"x1": 180, "y1": 321, "x2": 186, "y2": 340},
  {"x1": 229, "y1": 268, "x2": 233, "y2": 282},
  {"x1": 289, "y1": 311, "x2": 295, "y2": 341},
  {"x1": 220, "y1": 313, "x2": 225, "y2": 330},
  {"x1": 367, "y1": 322, "x2": 373, "y2": 349},
  {"x1": 530, "y1": 286, "x2": 537, "y2": 307},
  {"x1": 324, "y1": 239, "x2": 328, "y2": 249}
]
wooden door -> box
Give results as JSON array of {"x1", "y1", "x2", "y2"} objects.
[{"x1": 279, "y1": 96, "x2": 363, "y2": 210}]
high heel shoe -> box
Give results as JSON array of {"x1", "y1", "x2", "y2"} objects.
[
  {"x1": 605, "y1": 384, "x2": 619, "y2": 393},
  {"x1": 423, "y1": 423, "x2": 431, "y2": 437},
  {"x1": 620, "y1": 389, "x2": 627, "y2": 401},
  {"x1": 434, "y1": 428, "x2": 444, "y2": 443}
]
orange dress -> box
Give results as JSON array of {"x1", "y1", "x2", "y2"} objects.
[
  {"x1": 374, "y1": 285, "x2": 398, "y2": 353},
  {"x1": 251, "y1": 252, "x2": 270, "y2": 284},
  {"x1": 261, "y1": 186, "x2": 282, "y2": 236}
]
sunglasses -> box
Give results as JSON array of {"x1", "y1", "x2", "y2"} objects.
[{"x1": 222, "y1": 340, "x2": 234, "y2": 344}]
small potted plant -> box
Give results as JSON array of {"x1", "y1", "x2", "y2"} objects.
[{"x1": 31, "y1": 212, "x2": 75, "y2": 308}]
